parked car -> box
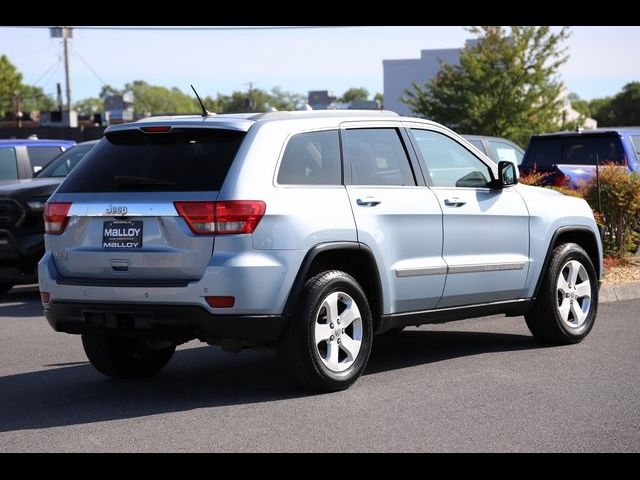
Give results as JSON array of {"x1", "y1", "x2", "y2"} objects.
[
  {"x1": 520, "y1": 128, "x2": 640, "y2": 189},
  {"x1": 0, "y1": 138, "x2": 76, "y2": 181},
  {"x1": 39, "y1": 112, "x2": 602, "y2": 392},
  {"x1": 462, "y1": 135, "x2": 525, "y2": 165},
  {"x1": 0, "y1": 140, "x2": 98, "y2": 293}
]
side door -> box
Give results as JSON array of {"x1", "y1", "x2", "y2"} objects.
[
  {"x1": 342, "y1": 123, "x2": 446, "y2": 314},
  {"x1": 407, "y1": 126, "x2": 530, "y2": 308}
]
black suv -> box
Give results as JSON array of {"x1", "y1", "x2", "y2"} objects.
[{"x1": 0, "y1": 140, "x2": 97, "y2": 293}]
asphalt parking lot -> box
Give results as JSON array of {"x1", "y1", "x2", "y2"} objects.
[{"x1": 1, "y1": 285, "x2": 638, "y2": 452}]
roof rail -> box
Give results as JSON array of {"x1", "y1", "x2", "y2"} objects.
[{"x1": 249, "y1": 110, "x2": 399, "y2": 120}]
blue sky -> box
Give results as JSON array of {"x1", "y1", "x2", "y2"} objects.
[{"x1": 1, "y1": 26, "x2": 638, "y2": 103}]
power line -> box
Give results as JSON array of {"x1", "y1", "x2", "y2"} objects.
[
  {"x1": 31, "y1": 57, "x2": 60, "y2": 87},
  {"x1": 72, "y1": 48, "x2": 108, "y2": 86},
  {"x1": 40, "y1": 58, "x2": 61, "y2": 91},
  {"x1": 5, "y1": 25, "x2": 374, "y2": 32}
]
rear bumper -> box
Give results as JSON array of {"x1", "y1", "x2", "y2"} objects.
[{"x1": 45, "y1": 301, "x2": 287, "y2": 345}]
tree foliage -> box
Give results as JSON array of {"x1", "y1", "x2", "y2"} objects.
[
  {"x1": 403, "y1": 26, "x2": 571, "y2": 146},
  {"x1": 74, "y1": 97, "x2": 104, "y2": 115},
  {"x1": 0, "y1": 55, "x2": 55, "y2": 117},
  {"x1": 340, "y1": 87, "x2": 369, "y2": 103},
  {"x1": 589, "y1": 82, "x2": 640, "y2": 127},
  {"x1": 568, "y1": 93, "x2": 590, "y2": 118}
]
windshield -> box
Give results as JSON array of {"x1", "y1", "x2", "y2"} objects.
[{"x1": 37, "y1": 143, "x2": 96, "y2": 178}]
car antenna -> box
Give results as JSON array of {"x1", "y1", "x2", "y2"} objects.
[{"x1": 191, "y1": 84, "x2": 213, "y2": 117}]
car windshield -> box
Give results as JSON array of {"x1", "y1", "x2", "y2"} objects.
[{"x1": 36, "y1": 143, "x2": 96, "y2": 178}]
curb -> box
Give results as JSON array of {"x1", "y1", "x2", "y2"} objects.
[{"x1": 599, "y1": 281, "x2": 640, "y2": 303}]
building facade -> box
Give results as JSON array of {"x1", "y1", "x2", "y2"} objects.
[{"x1": 383, "y1": 40, "x2": 477, "y2": 116}]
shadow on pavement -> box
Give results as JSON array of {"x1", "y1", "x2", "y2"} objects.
[
  {"x1": 0, "y1": 286, "x2": 43, "y2": 318},
  {"x1": 368, "y1": 329, "x2": 540, "y2": 374},
  {"x1": 0, "y1": 329, "x2": 539, "y2": 433}
]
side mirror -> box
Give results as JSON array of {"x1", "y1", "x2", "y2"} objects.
[{"x1": 495, "y1": 160, "x2": 518, "y2": 188}]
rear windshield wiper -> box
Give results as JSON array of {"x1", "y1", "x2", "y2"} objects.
[{"x1": 114, "y1": 175, "x2": 176, "y2": 189}]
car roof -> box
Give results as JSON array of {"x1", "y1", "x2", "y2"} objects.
[
  {"x1": 74, "y1": 139, "x2": 101, "y2": 146},
  {"x1": 532, "y1": 127, "x2": 640, "y2": 138},
  {"x1": 105, "y1": 110, "x2": 445, "y2": 134},
  {"x1": 0, "y1": 139, "x2": 76, "y2": 147},
  {"x1": 462, "y1": 134, "x2": 513, "y2": 142}
]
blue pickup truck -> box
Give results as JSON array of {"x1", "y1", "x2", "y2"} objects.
[
  {"x1": 520, "y1": 128, "x2": 640, "y2": 188},
  {"x1": 0, "y1": 138, "x2": 76, "y2": 181}
]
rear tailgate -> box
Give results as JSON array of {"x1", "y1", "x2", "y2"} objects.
[{"x1": 46, "y1": 127, "x2": 245, "y2": 282}]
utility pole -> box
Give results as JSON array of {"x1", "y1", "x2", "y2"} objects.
[
  {"x1": 50, "y1": 27, "x2": 73, "y2": 112},
  {"x1": 13, "y1": 90, "x2": 22, "y2": 129},
  {"x1": 245, "y1": 81, "x2": 255, "y2": 111},
  {"x1": 62, "y1": 27, "x2": 72, "y2": 112}
]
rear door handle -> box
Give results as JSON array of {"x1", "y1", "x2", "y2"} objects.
[
  {"x1": 356, "y1": 197, "x2": 382, "y2": 207},
  {"x1": 444, "y1": 197, "x2": 466, "y2": 207}
]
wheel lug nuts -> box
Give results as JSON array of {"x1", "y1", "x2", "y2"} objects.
[
  {"x1": 337, "y1": 319, "x2": 341, "y2": 325},
  {"x1": 337, "y1": 338, "x2": 341, "y2": 344},
  {"x1": 342, "y1": 328, "x2": 345, "y2": 333},
  {"x1": 330, "y1": 335, "x2": 335, "y2": 341},
  {"x1": 330, "y1": 323, "x2": 334, "y2": 328}
]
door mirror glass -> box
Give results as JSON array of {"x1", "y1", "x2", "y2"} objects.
[{"x1": 498, "y1": 160, "x2": 518, "y2": 187}]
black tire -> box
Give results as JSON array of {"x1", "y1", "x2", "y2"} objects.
[
  {"x1": 81, "y1": 333, "x2": 175, "y2": 379},
  {"x1": 525, "y1": 243, "x2": 598, "y2": 345},
  {"x1": 0, "y1": 283, "x2": 13, "y2": 295},
  {"x1": 279, "y1": 270, "x2": 373, "y2": 392}
]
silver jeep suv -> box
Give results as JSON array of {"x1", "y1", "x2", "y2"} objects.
[{"x1": 39, "y1": 111, "x2": 602, "y2": 392}]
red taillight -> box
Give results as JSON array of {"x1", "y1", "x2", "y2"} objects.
[
  {"x1": 40, "y1": 291, "x2": 50, "y2": 303},
  {"x1": 214, "y1": 201, "x2": 266, "y2": 234},
  {"x1": 44, "y1": 202, "x2": 72, "y2": 234},
  {"x1": 174, "y1": 201, "x2": 215, "y2": 234},
  {"x1": 141, "y1": 126, "x2": 172, "y2": 133},
  {"x1": 174, "y1": 201, "x2": 266, "y2": 235},
  {"x1": 205, "y1": 296, "x2": 235, "y2": 308}
]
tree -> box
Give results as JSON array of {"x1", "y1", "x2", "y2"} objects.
[
  {"x1": 589, "y1": 96, "x2": 613, "y2": 126},
  {"x1": 374, "y1": 92, "x2": 384, "y2": 108},
  {"x1": 123, "y1": 81, "x2": 198, "y2": 115},
  {"x1": 340, "y1": 87, "x2": 369, "y2": 103},
  {"x1": 0, "y1": 55, "x2": 24, "y2": 116},
  {"x1": 403, "y1": 26, "x2": 571, "y2": 146},
  {"x1": 74, "y1": 97, "x2": 104, "y2": 115},
  {"x1": 590, "y1": 82, "x2": 640, "y2": 127},
  {"x1": 568, "y1": 93, "x2": 590, "y2": 118},
  {"x1": 267, "y1": 87, "x2": 305, "y2": 111}
]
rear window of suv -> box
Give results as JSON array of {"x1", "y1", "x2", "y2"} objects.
[
  {"x1": 524, "y1": 135, "x2": 625, "y2": 167},
  {"x1": 58, "y1": 128, "x2": 245, "y2": 193}
]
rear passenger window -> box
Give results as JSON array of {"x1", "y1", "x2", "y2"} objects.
[
  {"x1": 26, "y1": 146, "x2": 63, "y2": 172},
  {"x1": 0, "y1": 148, "x2": 19, "y2": 181},
  {"x1": 277, "y1": 130, "x2": 341, "y2": 185},
  {"x1": 346, "y1": 128, "x2": 416, "y2": 186}
]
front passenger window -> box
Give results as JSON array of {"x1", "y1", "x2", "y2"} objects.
[{"x1": 411, "y1": 129, "x2": 492, "y2": 188}]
